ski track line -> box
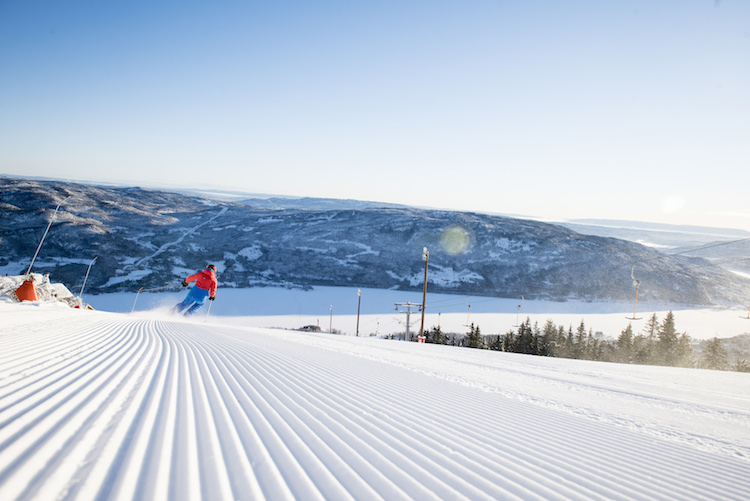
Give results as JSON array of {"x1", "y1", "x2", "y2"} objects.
[
  {"x1": 1, "y1": 312, "x2": 750, "y2": 500},
  {"x1": 205, "y1": 341, "x2": 365, "y2": 500},
  {"x1": 197, "y1": 325, "x2": 750, "y2": 501},
  {"x1": 250, "y1": 349, "x2": 601, "y2": 500},
  {"x1": 0, "y1": 315, "x2": 106, "y2": 384},
  {"x1": 306, "y1": 336, "x2": 750, "y2": 497},
  {"x1": 222, "y1": 340, "x2": 525, "y2": 499},
  {"x1": 222, "y1": 336, "x2": 724, "y2": 499},
  {"x1": 190, "y1": 341, "x2": 333, "y2": 500},
  {"x1": 0, "y1": 319, "x2": 150, "y2": 499},
  {"x1": 0, "y1": 324, "x2": 130, "y2": 416},
  {"x1": 292, "y1": 333, "x2": 750, "y2": 460},
  {"x1": 219, "y1": 347, "x2": 433, "y2": 500}
]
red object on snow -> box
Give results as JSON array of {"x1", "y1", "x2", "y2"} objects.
[{"x1": 16, "y1": 279, "x2": 39, "y2": 302}]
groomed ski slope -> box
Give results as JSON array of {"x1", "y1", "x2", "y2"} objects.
[{"x1": 1, "y1": 303, "x2": 749, "y2": 500}]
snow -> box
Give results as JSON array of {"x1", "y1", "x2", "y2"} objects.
[
  {"x1": 101, "y1": 269, "x2": 154, "y2": 287},
  {"x1": 1, "y1": 292, "x2": 749, "y2": 500},
  {"x1": 237, "y1": 245, "x2": 263, "y2": 261}
]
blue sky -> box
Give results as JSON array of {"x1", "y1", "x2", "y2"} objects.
[{"x1": 1, "y1": 1, "x2": 748, "y2": 229}]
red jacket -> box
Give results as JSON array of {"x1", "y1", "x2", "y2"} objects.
[{"x1": 185, "y1": 269, "x2": 217, "y2": 298}]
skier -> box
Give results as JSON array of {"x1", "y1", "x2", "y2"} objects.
[{"x1": 174, "y1": 264, "x2": 217, "y2": 315}]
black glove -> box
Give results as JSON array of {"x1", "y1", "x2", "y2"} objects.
[
  {"x1": 181, "y1": 280, "x2": 188, "y2": 287},
  {"x1": 209, "y1": 296, "x2": 215, "y2": 301}
]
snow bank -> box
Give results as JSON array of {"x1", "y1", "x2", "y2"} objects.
[{"x1": 0, "y1": 274, "x2": 83, "y2": 308}]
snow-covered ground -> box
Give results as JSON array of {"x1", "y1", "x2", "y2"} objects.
[
  {"x1": 1, "y1": 296, "x2": 749, "y2": 500},
  {"x1": 91, "y1": 285, "x2": 750, "y2": 340}
]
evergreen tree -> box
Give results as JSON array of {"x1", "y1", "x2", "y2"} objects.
[
  {"x1": 574, "y1": 320, "x2": 587, "y2": 359},
  {"x1": 600, "y1": 339, "x2": 617, "y2": 362},
  {"x1": 489, "y1": 334, "x2": 503, "y2": 351},
  {"x1": 541, "y1": 320, "x2": 557, "y2": 357},
  {"x1": 643, "y1": 313, "x2": 659, "y2": 341},
  {"x1": 674, "y1": 333, "x2": 694, "y2": 368},
  {"x1": 585, "y1": 328, "x2": 598, "y2": 360},
  {"x1": 553, "y1": 326, "x2": 567, "y2": 358},
  {"x1": 429, "y1": 325, "x2": 446, "y2": 345},
  {"x1": 657, "y1": 311, "x2": 679, "y2": 366},
  {"x1": 465, "y1": 323, "x2": 483, "y2": 349},
  {"x1": 559, "y1": 325, "x2": 574, "y2": 359},
  {"x1": 701, "y1": 337, "x2": 728, "y2": 370},
  {"x1": 586, "y1": 329, "x2": 607, "y2": 361},
  {"x1": 617, "y1": 324, "x2": 634, "y2": 363},
  {"x1": 516, "y1": 319, "x2": 535, "y2": 354},
  {"x1": 632, "y1": 334, "x2": 653, "y2": 365},
  {"x1": 503, "y1": 330, "x2": 517, "y2": 353}
]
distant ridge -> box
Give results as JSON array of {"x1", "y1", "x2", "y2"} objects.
[
  {"x1": 566, "y1": 218, "x2": 750, "y2": 237},
  {"x1": 2, "y1": 176, "x2": 749, "y2": 305}
]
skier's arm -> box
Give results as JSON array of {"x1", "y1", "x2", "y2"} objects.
[{"x1": 184, "y1": 273, "x2": 201, "y2": 286}]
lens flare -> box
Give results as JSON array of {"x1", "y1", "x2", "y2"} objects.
[
  {"x1": 661, "y1": 195, "x2": 685, "y2": 214},
  {"x1": 440, "y1": 225, "x2": 470, "y2": 255}
]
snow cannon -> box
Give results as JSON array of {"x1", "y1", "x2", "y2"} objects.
[{"x1": 15, "y1": 278, "x2": 39, "y2": 302}]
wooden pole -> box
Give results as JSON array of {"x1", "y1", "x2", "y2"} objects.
[{"x1": 419, "y1": 247, "x2": 429, "y2": 338}]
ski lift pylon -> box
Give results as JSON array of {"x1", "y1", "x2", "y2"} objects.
[
  {"x1": 463, "y1": 297, "x2": 472, "y2": 327},
  {"x1": 626, "y1": 262, "x2": 643, "y2": 320},
  {"x1": 513, "y1": 295, "x2": 524, "y2": 327}
]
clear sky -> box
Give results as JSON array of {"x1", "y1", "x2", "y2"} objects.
[{"x1": 1, "y1": 1, "x2": 748, "y2": 230}]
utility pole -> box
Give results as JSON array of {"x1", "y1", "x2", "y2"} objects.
[
  {"x1": 356, "y1": 289, "x2": 361, "y2": 337},
  {"x1": 329, "y1": 305, "x2": 333, "y2": 334},
  {"x1": 419, "y1": 247, "x2": 429, "y2": 339},
  {"x1": 395, "y1": 302, "x2": 420, "y2": 341}
]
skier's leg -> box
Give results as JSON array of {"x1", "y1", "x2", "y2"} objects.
[
  {"x1": 174, "y1": 292, "x2": 195, "y2": 314},
  {"x1": 185, "y1": 302, "x2": 203, "y2": 315},
  {"x1": 183, "y1": 288, "x2": 208, "y2": 316}
]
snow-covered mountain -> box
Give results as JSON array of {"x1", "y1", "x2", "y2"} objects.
[{"x1": 2, "y1": 176, "x2": 749, "y2": 305}]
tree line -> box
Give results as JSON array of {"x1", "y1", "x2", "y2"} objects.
[{"x1": 419, "y1": 312, "x2": 750, "y2": 372}]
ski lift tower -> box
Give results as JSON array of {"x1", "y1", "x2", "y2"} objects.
[
  {"x1": 514, "y1": 295, "x2": 524, "y2": 327},
  {"x1": 395, "y1": 301, "x2": 421, "y2": 341},
  {"x1": 626, "y1": 262, "x2": 643, "y2": 321}
]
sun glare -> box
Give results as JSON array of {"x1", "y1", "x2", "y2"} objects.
[{"x1": 440, "y1": 225, "x2": 471, "y2": 255}]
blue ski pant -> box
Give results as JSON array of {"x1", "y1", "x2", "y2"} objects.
[{"x1": 175, "y1": 286, "x2": 210, "y2": 315}]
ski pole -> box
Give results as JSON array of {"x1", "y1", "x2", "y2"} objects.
[
  {"x1": 205, "y1": 298, "x2": 213, "y2": 321},
  {"x1": 131, "y1": 283, "x2": 182, "y2": 313}
]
